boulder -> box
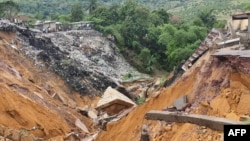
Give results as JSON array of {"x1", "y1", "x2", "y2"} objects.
[
  {"x1": 88, "y1": 111, "x2": 98, "y2": 119},
  {"x1": 75, "y1": 119, "x2": 89, "y2": 133}
]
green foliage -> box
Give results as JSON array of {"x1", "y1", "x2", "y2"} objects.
[
  {"x1": 0, "y1": 1, "x2": 19, "y2": 19},
  {"x1": 71, "y1": 3, "x2": 83, "y2": 22},
  {"x1": 160, "y1": 76, "x2": 168, "y2": 86},
  {"x1": 243, "y1": 3, "x2": 250, "y2": 10},
  {"x1": 4, "y1": 0, "x2": 214, "y2": 73},
  {"x1": 198, "y1": 9, "x2": 216, "y2": 30},
  {"x1": 122, "y1": 73, "x2": 133, "y2": 80},
  {"x1": 4, "y1": 0, "x2": 250, "y2": 21},
  {"x1": 58, "y1": 14, "x2": 71, "y2": 23},
  {"x1": 244, "y1": 117, "x2": 250, "y2": 124},
  {"x1": 88, "y1": 0, "x2": 208, "y2": 72},
  {"x1": 103, "y1": 25, "x2": 124, "y2": 46},
  {"x1": 139, "y1": 48, "x2": 151, "y2": 65},
  {"x1": 214, "y1": 20, "x2": 226, "y2": 28},
  {"x1": 87, "y1": 0, "x2": 98, "y2": 14},
  {"x1": 137, "y1": 96, "x2": 146, "y2": 105},
  {"x1": 122, "y1": 72, "x2": 140, "y2": 81}
]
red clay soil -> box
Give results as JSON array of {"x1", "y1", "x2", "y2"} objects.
[
  {"x1": 0, "y1": 31, "x2": 97, "y2": 139},
  {"x1": 97, "y1": 52, "x2": 250, "y2": 141}
]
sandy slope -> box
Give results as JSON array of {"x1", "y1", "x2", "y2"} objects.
[
  {"x1": 97, "y1": 50, "x2": 250, "y2": 141},
  {"x1": 0, "y1": 31, "x2": 97, "y2": 139}
]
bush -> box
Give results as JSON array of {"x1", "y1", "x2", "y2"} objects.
[{"x1": 137, "y1": 96, "x2": 146, "y2": 105}]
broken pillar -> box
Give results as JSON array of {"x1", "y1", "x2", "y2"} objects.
[{"x1": 140, "y1": 124, "x2": 149, "y2": 141}]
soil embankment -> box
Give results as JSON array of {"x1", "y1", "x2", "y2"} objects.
[
  {"x1": 0, "y1": 31, "x2": 96, "y2": 139},
  {"x1": 97, "y1": 51, "x2": 250, "y2": 141}
]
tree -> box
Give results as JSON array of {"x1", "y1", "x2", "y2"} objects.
[
  {"x1": 71, "y1": 3, "x2": 83, "y2": 22},
  {"x1": 152, "y1": 9, "x2": 169, "y2": 24},
  {"x1": 87, "y1": 0, "x2": 97, "y2": 14},
  {"x1": 243, "y1": 4, "x2": 250, "y2": 10},
  {"x1": 198, "y1": 9, "x2": 216, "y2": 29},
  {"x1": 0, "y1": 1, "x2": 19, "y2": 19}
]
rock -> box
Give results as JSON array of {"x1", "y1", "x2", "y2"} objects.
[
  {"x1": 33, "y1": 92, "x2": 44, "y2": 99},
  {"x1": 77, "y1": 106, "x2": 89, "y2": 116},
  {"x1": 202, "y1": 129, "x2": 207, "y2": 134},
  {"x1": 164, "y1": 125, "x2": 172, "y2": 131},
  {"x1": 138, "y1": 88, "x2": 147, "y2": 98},
  {"x1": 10, "y1": 130, "x2": 20, "y2": 141},
  {"x1": 75, "y1": 119, "x2": 89, "y2": 133},
  {"x1": 102, "y1": 113, "x2": 109, "y2": 118},
  {"x1": 52, "y1": 93, "x2": 67, "y2": 105},
  {"x1": 88, "y1": 111, "x2": 98, "y2": 119},
  {"x1": 201, "y1": 126, "x2": 206, "y2": 129},
  {"x1": 154, "y1": 78, "x2": 161, "y2": 87},
  {"x1": 4, "y1": 129, "x2": 11, "y2": 138},
  {"x1": 64, "y1": 133, "x2": 80, "y2": 141},
  {"x1": 151, "y1": 91, "x2": 160, "y2": 98},
  {"x1": 239, "y1": 116, "x2": 250, "y2": 121},
  {"x1": 147, "y1": 87, "x2": 155, "y2": 97},
  {"x1": 200, "y1": 101, "x2": 209, "y2": 107},
  {"x1": 162, "y1": 105, "x2": 177, "y2": 112},
  {"x1": 173, "y1": 95, "x2": 188, "y2": 111}
]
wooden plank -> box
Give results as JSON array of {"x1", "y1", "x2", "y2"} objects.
[{"x1": 145, "y1": 110, "x2": 245, "y2": 131}]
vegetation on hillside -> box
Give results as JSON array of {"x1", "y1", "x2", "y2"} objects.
[
  {"x1": 2, "y1": 0, "x2": 249, "y2": 73},
  {"x1": 0, "y1": 1, "x2": 19, "y2": 19},
  {"x1": 2, "y1": 0, "x2": 249, "y2": 21},
  {"x1": 88, "y1": 0, "x2": 209, "y2": 73}
]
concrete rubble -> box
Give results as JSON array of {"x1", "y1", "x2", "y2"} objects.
[
  {"x1": 173, "y1": 95, "x2": 188, "y2": 111},
  {"x1": 145, "y1": 110, "x2": 245, "y2": 131},
  {"x1": 75, "y1": 119, "x2": 90, "y2": 134},
  {"x1": 0, "y1": 20, "x2": 148, "y2": 96},
  {"x1": 96, "y1": 86, "x2": 136, "y2": 116}
]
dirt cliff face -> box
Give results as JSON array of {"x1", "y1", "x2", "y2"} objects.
[
  {"x1": 96, "y1": 51, "x2": 250, "y2": 141},
  {"x1": 0, "y1": 20, "x2": 150, "y2": 140},
  {"x1": 0, "y1": 31, "x2": 97, "y2": 139}
]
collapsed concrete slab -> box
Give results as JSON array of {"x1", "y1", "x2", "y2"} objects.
[
  {"x1": 145, "y1": 110, "x2": 245, "y2": 131},
  {"x1": 96, "y1": 86, "x2": 136, "y2": 116},
  {"x1": 173, "y1": 95, "x2": 188, "y2": 111}
]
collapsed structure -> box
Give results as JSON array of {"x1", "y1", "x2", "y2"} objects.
[
  {"x1": 96, "y1": 86, "x2": 136, "y2": 116},
  {"x1": 182, "y1": 11, "x2": 250, "y2": 71}
]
